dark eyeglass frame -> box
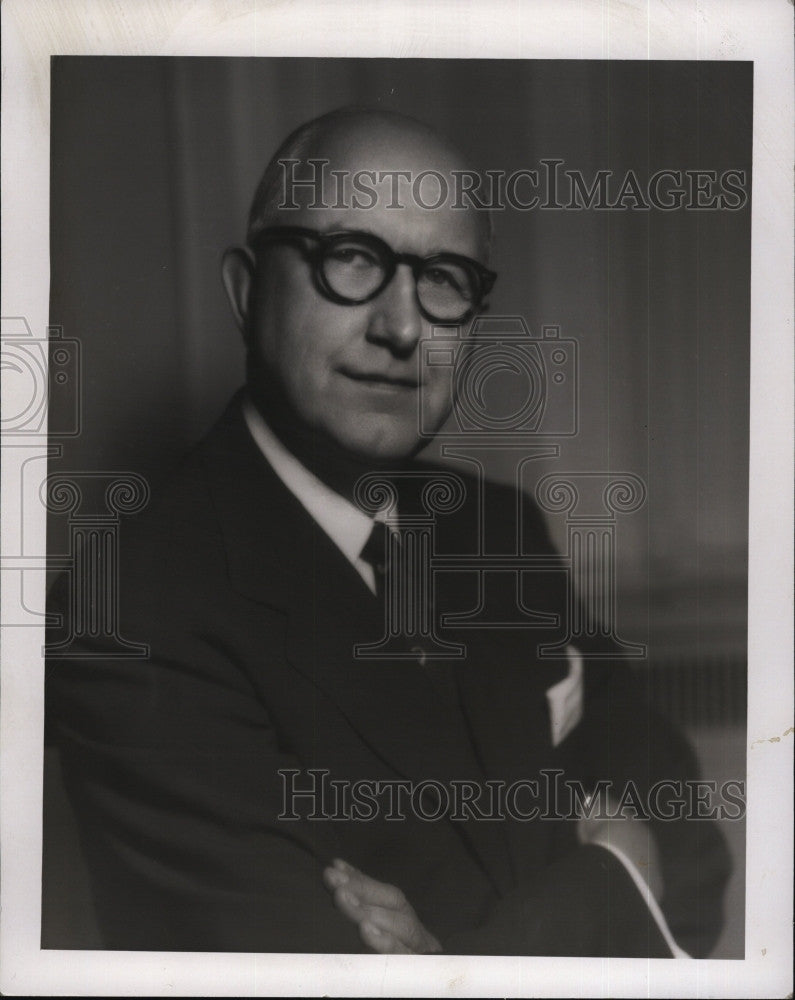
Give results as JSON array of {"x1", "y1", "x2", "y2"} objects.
[{"x1": 248, "y1": 225, "x2": 497, "y2": 323}]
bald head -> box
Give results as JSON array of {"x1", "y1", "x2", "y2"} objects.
[
  {"x1": 247, "y1": 107, "x2": 493, "y2": 259},
  {"x1": 223, "y1": 106, "x2": 497, "y2": 475}
]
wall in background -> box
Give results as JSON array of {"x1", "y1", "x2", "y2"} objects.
[{"x1": 48, "y1": 57, "x2": 752, "y2": 659}]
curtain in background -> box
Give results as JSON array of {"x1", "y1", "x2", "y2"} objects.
[{"x1": 49, "y1": 57, "x2": 751, "y2": 666}]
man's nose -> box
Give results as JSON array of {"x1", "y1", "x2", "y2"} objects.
[{"x1": 365, "y1": 265, "x2": 423, "y2": 355}]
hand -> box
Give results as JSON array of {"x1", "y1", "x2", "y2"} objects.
[{"x1": 323, "y1": 858, "x2": 443, "y2": 954}]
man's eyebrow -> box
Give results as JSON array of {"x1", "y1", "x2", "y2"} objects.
[{"x1": 314, "y1": 226, "x2": 479, "y2": 260}]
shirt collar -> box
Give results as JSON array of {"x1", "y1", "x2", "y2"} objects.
[{"x1": 242, "y1": 395, "x2": 383, "y2": 587}]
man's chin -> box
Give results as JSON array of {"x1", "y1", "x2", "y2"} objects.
[
  {"x1": 320, "y1": 416, "x2": 431, "y2": 469},
  {"x1": 332, "y1": 434, "x2": 427, "y2": 470}
]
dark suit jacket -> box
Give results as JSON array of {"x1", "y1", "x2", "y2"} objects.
[{"x1": 44, "y1": 393, "x2": 730, "y2": 955}]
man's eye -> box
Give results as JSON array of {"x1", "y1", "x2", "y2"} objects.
[
  {"x1": 425, "y1": 267, "x2": 454, "y2": 286},
  {"x1": 424, "y1": 266, "x2": 470, "y2": 297},
  {"x1": 328, "y1": 246, "x2": 378, "y2": 268}
]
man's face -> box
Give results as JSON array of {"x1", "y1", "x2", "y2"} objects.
[{"x1": 242, "y1": 132, "x2": 488, "y2": 464}]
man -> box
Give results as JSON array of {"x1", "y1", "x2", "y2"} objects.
[{"x1": 45, "y1": 107, "x2": 729, "y2": 956}]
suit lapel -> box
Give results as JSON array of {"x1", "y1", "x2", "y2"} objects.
[
  {"x1": 434, "y1": 485, "x2": 574, "y2": 881},
  {"x1": 284, "y1": 541, "x2": 477, "y2": 782},
  {"x1": 201, "y1": 399, "x2": 482, "y2": 785},
  {"x1": 199, "y1": 397, "x2": 515, "y2": 893}
]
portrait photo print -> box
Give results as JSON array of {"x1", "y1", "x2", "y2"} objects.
[{"x1": 39, "y1": 56, "x2": 751, "y2": 959}]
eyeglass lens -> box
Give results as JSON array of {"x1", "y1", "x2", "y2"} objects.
[{"x1": 321, "y1": 238, "x2": 476, "y2": 321}]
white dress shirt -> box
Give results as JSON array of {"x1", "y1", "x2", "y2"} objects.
[{"x1": 242, "y1": 395, "x2": 388, "y2": 595}]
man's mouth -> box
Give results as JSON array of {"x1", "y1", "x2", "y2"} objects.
[{"x1": 338, "y1": 368, "x2": 419, "y2": 390}]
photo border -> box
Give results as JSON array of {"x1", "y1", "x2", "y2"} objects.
[{"x1": 2, "y1": 1, "x2": 792, "y2": 996}]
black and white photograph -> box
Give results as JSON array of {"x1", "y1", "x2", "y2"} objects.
[{"x1": 1, "y1": 3, "x2": 792, "y2": 998}]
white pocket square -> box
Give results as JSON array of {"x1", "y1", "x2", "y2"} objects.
[{"x1": 545, "y1": 645, "x2": 584, "y2": 747}]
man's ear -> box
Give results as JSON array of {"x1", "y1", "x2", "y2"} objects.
[{"x1": 221, "y1": 246, "x2": 256, "y2": 339}]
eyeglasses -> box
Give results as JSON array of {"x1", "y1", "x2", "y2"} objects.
[{"x1": 249, "y1": 225, "x2": 496, "y2": 323}]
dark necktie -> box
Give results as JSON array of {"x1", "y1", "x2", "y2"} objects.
[{"x1": 359, "y1": 519, "x2": 460, "y2": 707}]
